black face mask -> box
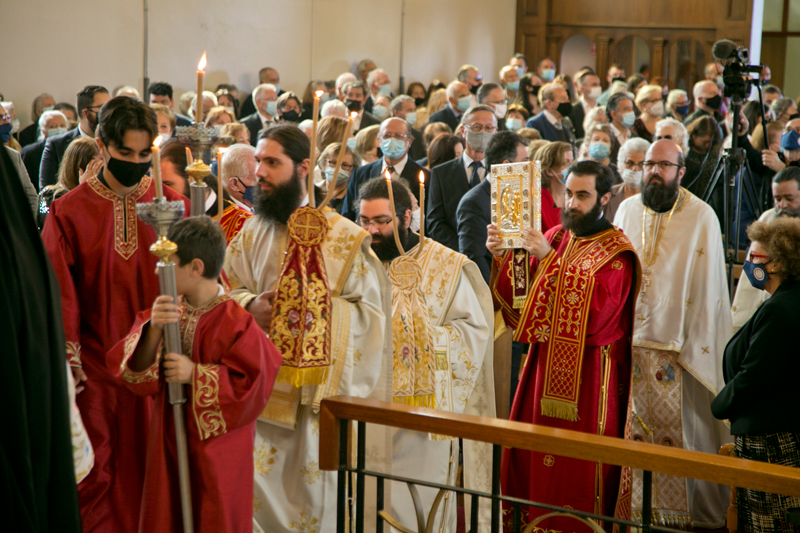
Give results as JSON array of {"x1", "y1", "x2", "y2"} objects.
[
  {"x1": 612, "y1": 76, "x2": 626, "y2": 84},
  {"x1": 556, "y1": 102, "x2": 573, "y2": 117},
  {"x1": 346, "y1": 99, "x2": 362, "y2": 112},
  {"x1": 282, "y1": 110, "x2": 300, "y2": 123},
  {"x1": 414, "y1": 97, "x2": 425, "y2": 108},
  {"x1": 704, "y1": 94, "x2": 722, "y2": 110},
  {"x1": 790, "y1": 113, "x2": 800, "y2": 121},
  {"x1": 470, "y1": 83, "x2": 482, "y2": 95},
  {"x1": 106, "y1": 156, "x2": 151, "y2": 187}
]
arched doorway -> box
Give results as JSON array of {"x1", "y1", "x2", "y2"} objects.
[{"x1": 666, "y1": 38, "x2": 706, "y2": 93}]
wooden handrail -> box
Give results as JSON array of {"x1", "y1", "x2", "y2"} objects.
[{"x1": 319, "y1": 396, "x2": 800, "y2": 498}]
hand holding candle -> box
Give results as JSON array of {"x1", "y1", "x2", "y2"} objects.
[
  {"x1": 195, "y1": 52, "x2": 207, "y2": 124},
  {"x1": 384, "y1": 170, "x2": 406, "y2": 256},
  {"x1": 152, "y1": 135, "x2": 164, "y2": 200}
]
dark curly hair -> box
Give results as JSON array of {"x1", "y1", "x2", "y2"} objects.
[{"x1": 747, "y1": 217, "x2": 800, "y2": 281}]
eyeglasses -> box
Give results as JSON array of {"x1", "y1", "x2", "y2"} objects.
[
  {"x1": 0, "y1": 114, "x2": 9, "y2": 122},
  {"x1": 749, "y1": 253, "x2": 772, "y2": 262},
  {"x1": 327, "y1": 162, "x2": 354, "y2": 172},
  {"x1": 359, "y1": 217, "x2": 393, "y2": 229},
  {"x1": 643, "y1": 161, "x2": 683, "y2": 172},
  {"x1": 463, "y1": 125, "x2": 498, "y2": 133},
  {"x1": 625, "y1": 160, "x2": 644, "y2": 170},
  {"x1": 381, "y1": 133, "x2": 408, "y2": 141}
]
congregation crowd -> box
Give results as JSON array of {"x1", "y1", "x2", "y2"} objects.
[{"x1": 5, "y1": 50, "x2": 800, "y2": 533}]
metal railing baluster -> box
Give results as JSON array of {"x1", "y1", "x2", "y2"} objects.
[{"x1": 337, "y1": 418, "x2": 348, "y2": 533}]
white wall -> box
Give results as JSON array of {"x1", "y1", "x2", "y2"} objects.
[{"x1": 2, "y1": 0, "x2": 515, "y2": 127}]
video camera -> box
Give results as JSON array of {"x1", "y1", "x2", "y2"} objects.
[{"x1": 713, "y1": 40, "x2": 765, "y2": 102}]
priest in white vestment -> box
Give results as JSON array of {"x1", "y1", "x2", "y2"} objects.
[
  {"x1": 223, "y1": 126, "x2": 393, "y2": 533},
  {"x1": 358, "y1": 178, "x2": 496, "y2": 533},
  {"x1": 614, "y1": 140, "x2": 731, "y2": 529}
]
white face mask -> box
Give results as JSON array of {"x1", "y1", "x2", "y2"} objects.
[
  {"x1": 159, "y1": 133, "x2": 171, "y2": 143},
  {"x1": 648, "y1": 101, "x2": 665, "y2": 117},
  {"x1": 589, "y1": 86, "x2": 602, "y2": 100},
  {"x1": 10, "y1": 119, "x2": 20, "y2": 134},
  {"x1": 492, "y1": 103, "x2": 508, "y2": 120},
  {"x1": 621, "y1": 168, "x2": 643, "y2": 188},
  {"x1": 410, "y1": 208, "x2": 421, "y2": 232}
]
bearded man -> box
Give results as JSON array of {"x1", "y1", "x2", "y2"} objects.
[
  {"x1": 222, "y1": 125, "x2": 392, "y2": 533},
  {"x1": 489, "y1": 160, "x2": 638, "y2": 531}
]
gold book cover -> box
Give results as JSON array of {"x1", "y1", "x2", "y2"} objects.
[{"x1": 490, "y1": 161, "x2": 541, "y2": 249}]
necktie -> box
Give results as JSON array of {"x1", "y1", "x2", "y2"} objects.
[
  {"x1": 387, "y1": 166, "x2": 396, "y2": 177},
  {"x1": 470, "y1": 161, "x2": 482, "y2": 188}
]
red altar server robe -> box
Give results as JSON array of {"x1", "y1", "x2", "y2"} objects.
[
  {"x1": 109, "y1": 296, "x2": 282, "y2": 533},
  {"x1": 492, "y1": 222, "x2": 639, "y2": 532},
  {"x1": 41, "y1": 175, "x2": 189, "y2": 533}
]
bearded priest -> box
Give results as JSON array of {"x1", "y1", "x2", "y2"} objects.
[
  {"x1": 489, "y1": 160, "x2": 638, "y2": 532},
  {"x1": 222, "y1": 125, "x2": 392, "y2": 533},
  {"x1": 613, "y1": 139, "x2": 732, "y2": 530}
]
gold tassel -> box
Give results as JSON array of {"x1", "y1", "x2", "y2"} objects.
[
  {"x1": 435, "y1": 350, "x2": 448, "y2": 371},
  {"x1": 276, "y1": 365, "x2": 330, "y2": 388},
  {"x1": 393, "y1": 394, "x2": 435, "y2": 409},
  {"x1": 513, "y1": 295, "x2": 526, "y2": 310},
  {"x1": 540, "y1": 398, "x2": 579, "y2": 421}
]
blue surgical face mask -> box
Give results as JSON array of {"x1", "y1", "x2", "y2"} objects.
[
  {"x1": 324, "y1": 166, "x2": 351, "y2": 184},
  {"x1": 265, "y1": 100, "x2": 277, "y2": 117},
  {"x1": 346, "y1": 137, "x2": 357, "y2": 149},
  {"x1": 457, "y1": 96, "x2": 471, "y2": 112},
  {"x1": 560, "y1": 168, "x2": 569, "y2": 184},
  {"x1": 781, "y1": 130, "x2": 800, "y2": 151},
  {"x1": 319, "y1": 92, "x2": 331, "y2": 107},
  {"x1": 505, "y1": 117, "x2": 523, "y2": 131},
  {"x1": 676, "y1": 104, "x2": 690, "y2": 117},
  {"x1": 243, "y1": 184, "x2": 257, "y2": 204},
  {"x1": 743, "y1": 260, "x2": 770, "y2": 290},
  {"x1": 541, "y1": 68, "x2": 555, "y2": 82},
  {"x1": 378, "y1": 84, "x2": 392, "y2": 96},
  {"x1": 515, "y1": 66, "x2": 525, "y2": 78},
  {"x1": 621, "y1": 111, "x2": 636, "y2": 128},
  {"x1": 273, "y1": 83, "x2": 281, "y2": 94},
  {"x1": 381, "y1": 138, "x2": 407, "y2": 159},
  {"x1": 405, "y1": 111, "x2": 417, "y2": 127},
  {"x1": 507, "y1": 80, "x2": 520, "y2": 92},
  {"x1": 372, "y1": 105, "x2": 389, "y2": 120},
  {"x1": 43, "y1": 105, "x2": 55, "y2": 113},
  {"x1": 48, "y1": 127, "x2": 68, "y2": 138},
  {"x1": 588, "y1": 141, "x2": 610, "y2": 160}
]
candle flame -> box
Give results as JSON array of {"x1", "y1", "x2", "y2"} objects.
[
  {"x1": 218, "y1": 146, "x2": 228, "y2": 154},
  {"x1": 198, "y1": 52, "x2": 207, "y2": 71},
  {"x1": 315, "y1": 90, "x2": 325, "y2": 98},
  {"x1": 350, "y1": 111, "x2": 358, "y2": 120},
  {"x1": 419, "y1": 170, "x2": 424, "y2": 184},
  {"x1": 384, "y1": 169, "x2": 391, "y2": 182},
  {"x1": 153, "y1": 135, "x2": 163, "y2": 148}
]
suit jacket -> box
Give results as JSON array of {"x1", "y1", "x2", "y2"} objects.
[
  {"x1": 357, "y1": 111, "x2": 381, "y2": 132},
  {"x1": 18, "y1": 122, "x2": 40, "y2": 148},
  {"x1": 428, "y1": 106, "x2": 460, "y2": 131},
  {"x1": 239, "y1": 96, "x2": 256, "y2": 121},
  {"x1": 175, "y1": 114, "x2": 192, "y2": 127},
  {"x1": 239, "y1": 113, "x2": 279, "y2": 147},
  {"x1": 21, "y1": 139, "x2": 46, "y2": 192},
  {"x1": 426, "y1": 155, "x2": 473, "y2": 251},
  {"x1": 408, "y1": 127, "x2": 426, "y2": 162},
  {"x1": 39, "y1": 127, "x2": 81, "y2": 190},
  {"x1": 456, "y1": 177, "x2": 492, "y2": 283},
  {"x1": 526, "y1": 112, "x2": 574, "y2": 145},
  {"x1": 571, "y1": 102, "x2": 587, "y2": 141},
  {"x1": 339, "y1": 157, "x2": 429, "y2": 221},
  {"x1": 363, "y1": 95, "x2": 375, "y2": 114}
]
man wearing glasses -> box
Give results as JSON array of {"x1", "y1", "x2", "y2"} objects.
[
  {"x1": 40, "y1": 85, "x2": 109, "y2": 189},
  {"x1": 613, "y1": 139, "x2": 732, "y2": 529},
  {"x1": 340, "y1": 117, "x2": 429, "y2": 221}
]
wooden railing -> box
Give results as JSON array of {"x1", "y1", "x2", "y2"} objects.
[{"x1": 320, "y1": 396, "x2": 800, "y2": 532}]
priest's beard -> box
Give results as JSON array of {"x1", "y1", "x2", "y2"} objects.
[
  {"x1": 777, "y1": 205, "x2": 800, "y2": 218},
  {"x1": 641, "y1": 175, "x2": 680, "y2": 212},
  {"x1": 254, "y1": 168, "x2": 303, "y2": 225},
  {"x1": 371, "y1": 222, "x2": 409, "y2": 262},
  {"x1": 561, "y1": 199, "x2": 603, "y2": 236}
]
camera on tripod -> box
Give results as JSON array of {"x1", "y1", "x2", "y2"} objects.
[{"x1": 713, "y1": 40, "x2": 765, "y2": 103}]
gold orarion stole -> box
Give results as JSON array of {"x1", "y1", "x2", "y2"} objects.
[{"x1": 491, "y1": 161, "x2": 542, "y2": 308}]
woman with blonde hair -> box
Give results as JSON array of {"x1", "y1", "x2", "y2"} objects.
[
  {"x1": 38, "y1": 138, "x2": 100, "y2": 229},
  {"x1": 205, "y1": 106, "x2": 236, "y2": 128},
  {"x1": 632, "y1": 84, "x2": 664, "y2": 142},
  {"x1": 219, "y1": 123, "x2": 250, "y2": 145},
  {"x1": 354, "y1": 124, "x2": 381, "y2": 164},
  {"x1": 534, "y1": 141, "x2": 573, "y2": 232},
  {"x1": 318, "y1": 142, "x2": 355, "y2": 212}
]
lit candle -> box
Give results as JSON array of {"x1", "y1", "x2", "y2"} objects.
[
  {"x1": 217, "y1": 147, "x2": 227, "y2": 220},
  {"x1": 195, "y1": 52, "x2": 207, "y2": 124},
  {"x1": 417, "y1": 170, "x2": 425, "y2": 255},
  {"x1": 151, "y1": 135, "x2": 164, "y2": 199},
  {"x1": 384, "y1": 169, "x2": 406, "y2": 256},
  {"x1": 185, "y1": 146, "x2": 194, "y2": 166},
  {"x1": 319, "y1": 111, "x2": 356, "y2": 210},
  {"x1": 308, "y1": 90, "x2": 324, "y2": 209}
]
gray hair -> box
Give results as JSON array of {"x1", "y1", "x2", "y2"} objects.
[
  {"x1": 336, "y1": 73, "x2": 357, "y2": 91},
  {"x1": 251, "y1": 83, "x2": 277, "y2": 106},
  {"x1": 357, "y1": 59, "x2": 375, "y2": 74},
  {"x1": 583, "y1": 105, "x2": 607, "y2": 135},
  {"x1": 33, "y1": 93, "x2": 54, "y2": 116},
  {"x1": 617, "y1": 137, "x2": 651, "y2": 168},
  {"x1": 190, "y1": 91, "x2": 219, "y2": 119},
  {"x1": 772, "y1": 98, "x2": 795, "y2": 119},
  {"x1": 298, "y1": 119, "x2": 314, "y2": 134},
  {"x1": 390, "y1": 95, "x2": 413, "y2": 114},
  {"x1": 477, "y1": 83, "x2": 502, "y2": 104},
  {"x1": 38, "y1": 110, "x2": 68, "y2": 133},
  {"x1": 457, "y1": 65, "x2": 478, "y2": 83},
  {"x1": 446, "y1": 80, "x2": 463, "y2": 100},
  {"x1": 666, "y1": 89, "x2": 688, "y2": 106},
  {"x1": 115, "y1": 86, "x2": 141, "y2": 99},
  {"x1": 654, "y1": 118, "x2": 689, "y2": 153},
  {"x1": 220, "y1": 143, "x2": 256, "y2": 187},
  {"x1": 460, "y1": 104, "x2": 497, "y2": 125},
  {"x1": 367, "y1": 68, "x2": 387, "y2": 87},
  {"x1": 321, "y1": 99, "x2": 347, "y2": 118}
]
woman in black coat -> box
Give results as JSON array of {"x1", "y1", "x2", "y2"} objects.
[{"x1": 711, "y1": 217, "x2": 800, "y2": 533}]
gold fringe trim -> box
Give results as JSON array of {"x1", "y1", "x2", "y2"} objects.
[
  {"x1": 276, "y1": 364, "x2": 330, "y2": 388},
  {"x1": 513, "y1": 295, "x2": 527, "y2": 310},
  {"x1": 435, "y1": 350, "x2": 448, "y2": 371},
  {"x1": 430, "y1": 433, "x2": 457, "y2": 441},
  {"x1": 541, "y1": 398, "x2": 579, "y2": 421},
  {"x1": 393, "y1": 394, "x2": 436, "y2": 409}
]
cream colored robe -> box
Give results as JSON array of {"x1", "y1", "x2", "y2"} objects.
[
  {"x1": 385, "y1": 239, "x2": 496, "y2": 533},
  {"x1": 614, "y1": 189, "x2": 732, "y2": 529},
  {"x1": 731, "y1": 208, "x2": 777, "y2": 331},
  {"x1": 223, "y1": 209, "x2": 393, "y2": 533}
]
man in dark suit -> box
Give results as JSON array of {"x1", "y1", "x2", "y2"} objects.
[
  {"x1": 526, "y1": 84, "x2": 575, "y2": 146},
  {"x1": 240, "y1": 84, "x2": 280, "y2": 146},
  {"x1": 427, "y1": 104, "x2": 497, "y2": 251},
  {"x1": 342, "y1": 81, "x2": 381, "y2": 133},
  {"x1": 571, "y1": 71, "x2": 602, "y2": 141},
  {"x1": 21, "y1": 109, "x2": 69, "y2": 192},
  {"x1": 40, "y1": 85, "x2": 110, "y2": 190},
  {"x1": 428, "y1": 81, "x2": 471, "y2": 131},
  {"x1": 18, "y1": 93, "x2": 56, "y2": 148},
  {"x1": 239, "y1": 67, "x2": 285, "y2": 119},
  {"x1": 456, "y1": 131, "x2": 530, "y2": 283},
  {"x1": 340, "y1": 118, "x2": 429, "y2": 221},
  {"x1": 148, "y1": 82, "x2": 192, "y2": 127},
  {"x1": 364, "y1": 68, "x2": 392, "y2": 115},
  {"x1": 389, "y1": 95, "x2": 426, "y2": 161}
]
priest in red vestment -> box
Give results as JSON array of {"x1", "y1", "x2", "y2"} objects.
[
  {"x1": 488, "y1": 160, "x2": 639, "y2": 532},
  {"x1": 108, "y1": 216, "x2": 282, "y2": 533},
  {"x1": 41, "y1": 96, "x2": 190, "y2": 533}
]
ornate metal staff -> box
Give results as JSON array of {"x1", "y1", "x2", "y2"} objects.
[
  {"x1": 177, "y1": 122, "x2": 219, "y2": 217},
  {"x1": 137, "y1": 189, "x2": 195, "y2": 533}
]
